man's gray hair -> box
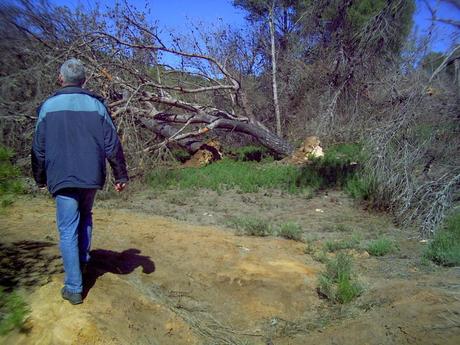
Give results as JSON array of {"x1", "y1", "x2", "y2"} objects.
[{"x1": 60, "y1": 58, "x2": 86, "y2": 85}]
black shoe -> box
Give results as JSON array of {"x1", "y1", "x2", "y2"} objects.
[{"x1": 61, "y1": 287, "x2": 83, "y2": 305}]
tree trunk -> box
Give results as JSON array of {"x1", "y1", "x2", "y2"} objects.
[
  {"x1": 140, "y1": 115, "x2": 295, "y2": 157},
  {"x1": 269, "y1": 3, "x2": 282, "y2": 138}
]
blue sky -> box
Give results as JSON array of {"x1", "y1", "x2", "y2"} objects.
[
  {"x1": 54, "y1": 0, "x2": 459, "y2": 52},
  {"x1": 413, "y1": 0, "x2": 459, "y2": 51}
]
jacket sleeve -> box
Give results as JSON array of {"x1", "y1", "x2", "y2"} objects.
[
  {"x1": 102, "y1": 110, "x2": 129, "y2": 184},
  {"x1": 31, "y1": 107, "x2": 47, "y2": 185}
]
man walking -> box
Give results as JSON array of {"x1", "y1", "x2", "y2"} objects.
[{"x1": 32, "y1": 58, "x2": 128, "y2": 305}]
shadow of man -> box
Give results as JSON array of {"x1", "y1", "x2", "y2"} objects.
[{"x1": 83, "y1": 248, "x2": 155, "y2": 299}]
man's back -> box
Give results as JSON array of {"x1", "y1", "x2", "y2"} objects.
[{"x1": 32, "y1": 86, "x2": 127, "y2": 194}]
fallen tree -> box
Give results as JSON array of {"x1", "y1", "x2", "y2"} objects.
[
  {"x1": 0, "y1": 0, "x2": 295, "y2": 160},
  {"x1": 1, "y1": 0, "x2": 458, "y2": 238}
]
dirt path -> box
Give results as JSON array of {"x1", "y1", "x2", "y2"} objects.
[{"x1": 1, "y1": 194, "x2": 459, "y2": 344}]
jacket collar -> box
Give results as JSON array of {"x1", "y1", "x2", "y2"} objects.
[{"x1": 53, "y1": 86, "x2": 106, "y2": 104}]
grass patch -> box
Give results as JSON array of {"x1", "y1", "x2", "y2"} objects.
[
  {"x1": 149, "y1": 159, "x2": 312, "y2": 193},
  {"x1": 424, "y1": 211, "x2": 460, "y2": 266},
  {"x1": 335, "y1": 224, "x2": 352, "y2": 232},
  {"x1": 366, "y1": 237, "x2": 398, "y2": 256},
  {"x1": 229, "y1": 145, "x2": 272, "y2": 162},
  {"x1": 0, "y1": 146, "x2": 24, "y2": 208},
  {"x1": 0, "y1": 288, "x2": 29, "y2": 335},
  {"x1": 302, "y1": 142, "x2": 363, "y2": 188},
  {"x1": 276, "y1": 222, "x2": 303, "y2": 241},
  {"x1": 227, "y1": 217, "x2": 304, "y2": 241},
  {"x1": 318, "y1": 252, "x2": 363, "y2": 304},
  {"x1": 149, "y1": 143, "x2": 366, "y2": 194},
  {"x1": 322, "y1": 143, "x2": 363, "y2": 165},
  {"x1": 323, "y1": 234, "x2": 361, "y2": 252},
  {"x1": 227, "y1": 216, "x2": 274, "y2": 237}
]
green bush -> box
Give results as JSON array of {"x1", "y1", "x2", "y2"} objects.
[
  {"x1": 0, "y1": 288, "x2": 29, "y2": 335},
  {"x1": 227, "y1": 216, "x2": 273, "y2": 237},
  {"x1": 0, "y1": 146, "x2": 24, "y2": 207},
  {"x1": 344, "y1": 174, "x2": 376, "y2": 200},
  {"x1": 366, "y1": 237, "x2": 398, "y2": 256},
  {"x1": 305, "y1": 143, "x2": 363, "y2": 188},
  {"x1": 424, "y1": 211, "x2": 460, "y2": 266},
  {"x1": 277, "y1": 222, "x2": 303, "y2": 241},
  {"x1": 171, "y1": 149, "x2": 190, "y2": 163},
  {"x1": 318, "y1": 252, "x2": 363, "y2": 304},
  {"x1": 295, "y1": 167, "x2": 324, "y2": 191}
]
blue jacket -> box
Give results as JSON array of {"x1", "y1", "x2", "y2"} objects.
[{"x1": 32, "y1": 86, "x2": 128, "y2": 195}]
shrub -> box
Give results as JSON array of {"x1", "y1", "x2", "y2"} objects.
[
  {"x1": 295, "y1": 167, "x2": 324, "y2": 191},
  {"x1": 344, "y1": 174, "x2": 376, "y2": 201},
  {"x1": 424, "y1": 211, "x2": 460, "y2": 266},
  {"x1": 0, "y1": 146, "x2": 24, "y2": 207},
  {"x1": 277, "y1": 222, "x2": 303, "y2": 241},
  {"x1": 366, "y1": 237, "x2": 398, "y2": 256},
  {"x1": 171, "y1": 149, "x2": 190, "y2": 163},
  {"x1": 305, "y1": 143, "x2": 363, "y2": 188},
  {"x1": 0, "y1": 288, "x2": 29, "y2": 335},
  {"x1": 227, "y1": 216, "x2": 273, "y2": 237},
  {"x1": 318, "y1": 252, "x2": 363, "y2": 304},
  {"x1": 324, "y1": 234, "x2": 361, "y2": 252}
]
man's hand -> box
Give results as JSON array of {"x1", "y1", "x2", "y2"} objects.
[{"x1": 114, "y1": 182, "x2": 126, "y2": 192}]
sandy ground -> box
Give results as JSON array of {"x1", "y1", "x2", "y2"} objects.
[{"x1": 1, "y1": 190, "x2": 459, "y2": 345}]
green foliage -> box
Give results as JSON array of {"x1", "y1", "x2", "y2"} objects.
[
  {"x1": 295, "y1": 167, "x2": 324, "y2": 190},
  {"x1": 322, "y1": 143, "x2": 363, "y2": 165},
  {"x1": 0, "y1": 288, "x2": 29, "y2": 335},
  {"x1": 171, "y1": 149, "x2": 190, "y2": 163},
  {"x1": 344, "y1": 174, "x2": 376, "y2": 201},
  {"x1": 0, "y1": 146, "x2": 15, "y2": 162},
  {"x1": 233, "y1": 0, "x2": 295, "y2": 21},
  {"x1": 424, "y1": 211, "x2": 460, "y2": 266},
  {"x1": 277, "y1": 221, "x2": 303, "y2": 241},
  {"x1": 227, "y1": 216, "x2": 274, "y2": 236},
  {"x1": 347, "y1": 0, "x2": 414, "y2": 53},
  {"x1": 0, "y1": 146, "x2": 24, "y2": 207},
  {"x1": 366, "y1": 237, "x2": 398, "y2": 256},
  {"x1": 149, "y1": 159, "x2": 311, "y2": 193},
  {"x1": 324, "y1": 234, "x2": 361, "y2": 252},
  {"x1": 306, "y1": 143, "x2": 363, "y2": 188},
  {"x1": 347, "y1": 0, "x2": 386, "y2": 30},
  {"x1": 228, "y1": 217, "x2": 304, "y2": 240},
  {"x1": 318, "y1": 252, "x2": 363, "y2": 304}
]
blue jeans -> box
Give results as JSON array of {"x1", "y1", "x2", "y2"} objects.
[{"x1": 55, "y1": 188, "x2": 97, "y2": 293}]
